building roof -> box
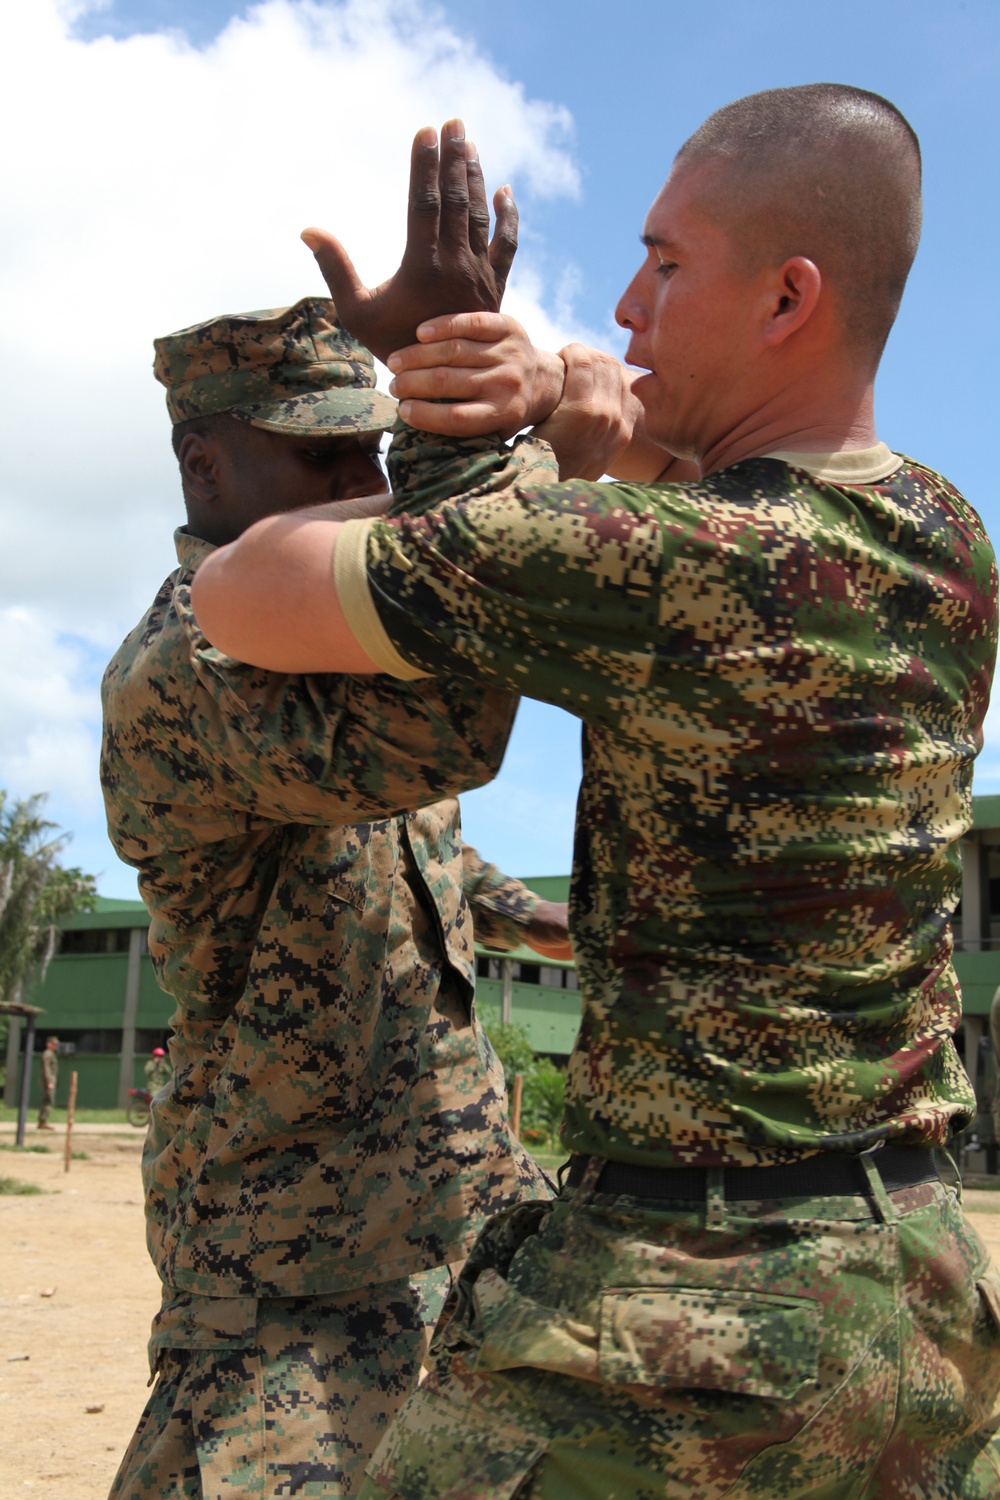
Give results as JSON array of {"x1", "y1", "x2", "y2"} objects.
[
  {"x1": 973, "y1": 795, "x2": 1000, "y2": 831},
  {"x1": 60, "y1": 894, "x2": 147, "y2": 931}
]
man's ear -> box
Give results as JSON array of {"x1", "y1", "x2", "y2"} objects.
[
  {"x1": 761, "y1": 257, "x2": 822, "y2": 347},
  {"x1": 178, "y1": 432, "x2": 223, "y2": 504}
]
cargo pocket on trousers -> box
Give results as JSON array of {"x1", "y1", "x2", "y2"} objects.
[
  {"x1": 599, "y1": 1286, "x2": 820, "y2": 1400},
  {"x1": 189, "y1": 1345, "x2": 267, "y2": 1500}
]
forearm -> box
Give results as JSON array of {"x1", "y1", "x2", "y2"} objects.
[
  {"x1": 463, "y1": 845, "x2": 541, "y2": 950},
  {"x1": 190, "y1": 512, "x2": 380, "y2": 675}
]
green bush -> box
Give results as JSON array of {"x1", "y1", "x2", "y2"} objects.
[
  {"x1": 522, "y1": 1056, "x2": 567, "y2": 1140},
  {"x1": 484, "y1": 1022, "x2": 536, "y2": 1089},
  {"x1": 483, "y1": 1022, "x2": 567, "y2": 1146}
]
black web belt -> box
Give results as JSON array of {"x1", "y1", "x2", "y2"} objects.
[{"x1": 562, "y1": 1144, "x2": 941, "y2": 1201}]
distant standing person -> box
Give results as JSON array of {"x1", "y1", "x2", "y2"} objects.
[
  {"x1": 143, "y1": 1047, "x2": 171, "y2": 1095},
  {"x1": 37, "y1": 1035, "x2": 58, "y2": 1130}
]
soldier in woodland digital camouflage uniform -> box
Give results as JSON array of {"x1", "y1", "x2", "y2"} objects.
[
  {"x1": 37, "y1": 1034, "x2": 58, "y2": 1128},
  {"x1": 100, "y1": 299, "x2": 571, "y2": 1499},
  {"x1": 193, "y1": 90, "x2": 1000, "y2": 1497}
]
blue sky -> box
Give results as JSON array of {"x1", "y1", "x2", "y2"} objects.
[{"x1": 4, "y1": 0, "x2": 998, "y2": 895}]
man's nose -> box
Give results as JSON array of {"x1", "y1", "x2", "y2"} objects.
[{"x1": 615, "y1": 271, "x2": 649, "y2": 332}]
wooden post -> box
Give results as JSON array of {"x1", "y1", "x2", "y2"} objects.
[
  {"x1": 511, "y1": 1072, "x2": 524, "y2": 1139},
  {"x1": 64, "y1": 1070, "x2": 78, "y2": 1173},
  {"x1": 4, "y1": 1014, "x2": 22, "y2": 1108},
  {"x1": 500, "y1": 958, "x2": 513, "y2": 1026},
  {"x1": 116, "y1": 926, "x2": 144, "y2": 1110},
  {"x1": 959, "y1": 836, "x2": 990, "y2": 952}
]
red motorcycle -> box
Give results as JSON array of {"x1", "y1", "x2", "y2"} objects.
[{"x1": 126, "y1": 1087, "x2": 152, "y2": 1127}]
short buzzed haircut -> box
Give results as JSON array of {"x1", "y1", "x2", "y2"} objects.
[
  {"x1": 170, "y1": 410, "x2": 242, "y2": 460},
  {"x1": 675, "y1": 84, "x2": 922, "y2": 362}
]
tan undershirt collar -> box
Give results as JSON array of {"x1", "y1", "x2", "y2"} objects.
[{"x1": 763, "y1": 443, "x2": 903, "y2": 485}]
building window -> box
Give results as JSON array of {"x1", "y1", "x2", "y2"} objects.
[
  {"x1": 36, "y1": 1027, "x2": 170, "y2": 1055},
  {"x1": 59, "y1": 927, "x2": 135, "y2": 955},
  {"x1": 476, "y1": 955, "x2": 578, "y2": 989},
  {"x1": 52, "y1": 1028, "x2": 122, "y2": 1054}
]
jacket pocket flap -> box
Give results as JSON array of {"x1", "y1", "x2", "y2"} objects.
[{"x1": 600, "y1": 1286, "x2": 819, "y2": 1399}]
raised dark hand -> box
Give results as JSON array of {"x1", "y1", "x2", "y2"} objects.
[{"x1": 302, "y1": 119, "x2": 518, "y2": 365}]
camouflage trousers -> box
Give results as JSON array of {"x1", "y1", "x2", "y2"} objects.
[
  {"x1": 109, "y1": 1267, "x2": 452, "y2": 1500},
  {"x1": 37, "y1": 1082, "x2": 54, "y2": 1126},
  {"x1": 359, "y1": 1163, "x2": 1000, "y2": 1499}
]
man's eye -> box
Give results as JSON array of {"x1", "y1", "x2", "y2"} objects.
[{"x1": 655, "y1": 256, "x2": 677, "y2": 277}]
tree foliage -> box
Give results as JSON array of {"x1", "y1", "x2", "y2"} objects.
[
  {"x1": 0, "y1": 791, "x2": 97, "y2": 1007},
  {"x1": 484, "y1": 1020, "x2": 567, "y2": 1145},
  {"x1": 522, "y1": 1055, "x2": 568, "y2": 1139},
  {"x1": 484, "y1": 1022, "x2": 537, "y2": 1089}
]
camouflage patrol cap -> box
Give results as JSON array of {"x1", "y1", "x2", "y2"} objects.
[{"x1": 153, "y1": 297, "x2": 396, "y2": 436}]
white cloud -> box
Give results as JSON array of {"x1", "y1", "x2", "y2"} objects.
[
  {"x1": 0, "y1": 609, "x2": 104, "y2": 819},
  {"x1": 0, "y1": 0, "x2": 592, "y2": 879}
]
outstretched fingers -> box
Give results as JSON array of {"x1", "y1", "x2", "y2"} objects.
[
  {"x1": 465, "y1": 141, "x2": 491, "y2": 262},
  {"x1": 438, "y1": 118, "x2": 472, "y2": 257},
  {"x1": 300, "y1": 228, "x2": 367, "y2": 317},
  {"x1": 405, "y1": 125, "x2": 442, "y2": 262},
  {"x1": 489, "y1": 185, "x2": 518, "y2": 298},
  {"x1": 301, "y1": 120, "x2": 516, "y2": 358}
]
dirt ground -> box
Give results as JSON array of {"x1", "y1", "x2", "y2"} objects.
[
  {"x1": 0, "y1": 1126, "x2": 157, "y2": 1499},
  {"x1": 3, "y1": 1130, "x2": 1000, "y2": 1500}
]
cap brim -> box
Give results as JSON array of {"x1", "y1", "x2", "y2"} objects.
[{"x1": 229, "y1": 387, "x2": 397, "y2": 436}]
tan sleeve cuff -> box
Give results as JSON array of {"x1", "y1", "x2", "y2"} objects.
[{"x1": 332, "y1": 518, "x2": 429, "y2": 681}]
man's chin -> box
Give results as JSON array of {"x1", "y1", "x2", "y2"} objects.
[{"x1": 632, "y1": 384, "x2": 693, "y2": 462}]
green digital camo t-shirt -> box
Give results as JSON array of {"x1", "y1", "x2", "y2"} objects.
[{"x1": 335, "y1": 430, "x2": 998, "y2": 1168}]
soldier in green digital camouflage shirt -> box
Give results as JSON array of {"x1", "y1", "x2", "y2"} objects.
[
  {"x1": 193, "y1": 94, "x2": 1000, "y2": 1499},
  {"x1": 101, "y1": 300, "x2": 567, "y2": 1500}
]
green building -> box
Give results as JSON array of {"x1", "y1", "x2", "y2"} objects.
[
  {"x1": 3, "y1": 880, "x2": 576, "y2": 1113},
  {"x1": 8, "y1": 795, "x2": 1000, "y2": 1115},
  {"x1": 3, "y1": 896, "x2": 164, "y2": 1112}
]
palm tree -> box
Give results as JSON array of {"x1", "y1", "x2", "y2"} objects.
[{"x1": 0, "y1": 792, "x2": 96, "y2": 1007}]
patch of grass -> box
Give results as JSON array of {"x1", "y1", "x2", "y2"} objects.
[
  {"x1": 71, "y1": 1150, "x2": 90, "y2": 1160},
  {"x1": 0, "y1": 1175, "x2": 44, "y2": 1196},
  {"x1": 0, "y1": 1107, "x2": 127, "y2": 1124},
  {"x1": 529, "y1": 1148, "x2": 569, "y2": 1178},
  {"x1": 0, "y1": 1142, "x2": 50, "y2": 1154}
]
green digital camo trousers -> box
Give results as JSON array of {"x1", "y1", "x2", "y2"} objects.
[
  {"x1": 109, "y1": 1267, "x2": 452, "y2": 1500},
  {"x1": 359, "y1": 1167, "x2": 1000, "y2": 1500}
]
